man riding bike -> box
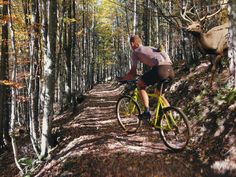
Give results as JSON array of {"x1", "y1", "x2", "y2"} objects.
[{"x1": 117, "y1": 35, "x2": 174, "y2": 120}]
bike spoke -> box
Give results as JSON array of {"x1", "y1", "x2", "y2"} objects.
[
  {"x1": 116, "y1": 96, "x2": 141, "y2": 133},
  {"x1": 159, "y1": 107, "x2": 190, "y2": 151}
]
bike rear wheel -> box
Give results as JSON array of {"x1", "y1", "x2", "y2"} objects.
[
  {"x1": 159, "y1": 106, "x2": 191, "y2": 151},
  {"x1": 116, "y1": 95, "x2": 141, "y2": 133}
]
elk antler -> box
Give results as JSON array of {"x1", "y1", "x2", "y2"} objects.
[
  {"x1": 180, "y1": 1, "x2": 195, "y2": 23},
  {"x1": 199, "y1": 5, "x2": 222, "y2": 22},
  {"x1": 180, "y1": 1, "x2": 223, "y2": 24}
]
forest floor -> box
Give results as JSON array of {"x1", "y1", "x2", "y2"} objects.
[{"x1": 0, "y1": 60, "x2": 236, "y2": 177}]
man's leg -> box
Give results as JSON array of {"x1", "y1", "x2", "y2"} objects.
[
  {"x1": 137, "y1": 79, "x2": 151, "y2": 119},
  {"x1": 137, "y1": 79, "x2": 148, "y2": 107},
  {"x1": 139, "y1": 89, "x2": 149, "y2": 109}
]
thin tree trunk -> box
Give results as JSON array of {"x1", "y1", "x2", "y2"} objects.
[
  {"x1": 40, "y1": 0, "x2": 57, "y2": 159},
  {"x1": 228, "y1": 1, "x2": 236, "y2": 88},
  {"x1": 20, "y1": 0, "x2": 31, "y2": 130},
  {"x1": 155, "y1": 0, "x2": 159, "y2": 45},
  {"x1": 0, "y1": 0, "x2": 10, "y2": 150},
  {"x1": 65, "y1": 0, "x2": 72, "y2": 104},
  {"x1": 125, "y1": 2, "x2": 130, "y2": 35},
  {"x1": 8, "y1": 1, "x2": 24, "y2": 173},
  {"x1": 143, "y1": 0, "x2": 150, "y2": 72},
  {"x1": 133, "y1": 0, "x2": 137, "y2": 35},
  {"x1": 91, "y1": 4, "x2": 96, "y2": 87},
  {"x1": 28, "y1": 0, "x2": 40, "y2": 157},
  {"x1": 57, "y1": 0, "x2": 66, "y2": 112}
]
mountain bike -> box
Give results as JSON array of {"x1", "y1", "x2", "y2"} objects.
[{"x1": 116, "y1": 79, "x2": 191, "y2": 151}]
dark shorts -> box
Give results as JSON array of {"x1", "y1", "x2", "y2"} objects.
[{"x1": 141, "y1": 65, "x2": 175, "y2": 86}]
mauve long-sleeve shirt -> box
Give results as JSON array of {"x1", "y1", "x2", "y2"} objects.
[{"x1": 131, "y1": 45, "x2": 173, "y2": 68}]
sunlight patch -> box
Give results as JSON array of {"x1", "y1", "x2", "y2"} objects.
[
  {"x1": 59, "y1": 135, "x2": 95, "y2": 155},
  {"x1": 211, "y1": 147, "x2": 236, "y2": 175},
  {"x1": 107, "y1": 141, "x2": 123, "y2": 150},
  {"x1": 84, "y1": 107, "x2": 115, "y2": 113},
  {"x1": 214, "y1": 118, "x2": 225, "y2": 137},
  {"x1": 126, "y1": 145, "x2": 144, "y2": 152},
  {"x1": 170, "y1": 80, "x2": 184, "y2": 92}
]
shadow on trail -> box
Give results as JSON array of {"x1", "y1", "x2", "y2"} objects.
[{"x1": 34, "y1": 83, "x2": 198, "y2": 177}]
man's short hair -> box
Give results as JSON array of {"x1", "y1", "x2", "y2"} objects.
[
  {"x1": 130, "y1": 35, "x2": 142, "y2": 44},
  {"x1": 157, "y1": 44, "x2": 165, "y2": 52}
]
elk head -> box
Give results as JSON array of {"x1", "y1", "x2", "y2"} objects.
[
  {"x1": 186, "y1": 22, "x2": 203, "y2": 35},
  {"x1": 180, "y1": 1, "x2": 223, "y2": 35}
]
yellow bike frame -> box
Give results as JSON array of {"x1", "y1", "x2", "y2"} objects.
[{"x1": 131, "y1": 86, "x2": 176, "y2": 130}]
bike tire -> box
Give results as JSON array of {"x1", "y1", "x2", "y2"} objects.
[
  {"x1": 116, "y1": 95, "x2": 141, "y2": 133},
  {"x1": 158, "y1": 106, "x2": 191, "y2": 151}
]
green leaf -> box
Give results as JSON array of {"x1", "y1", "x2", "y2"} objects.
[
  {"x1": 18, "y1": 157, "x2": 33, "y2": 166},
  {"x1": 63, "y1": 17, "x2": 77, "y2": 24},
  {"x1": 24, "y1": 174, "x2": 31, "y2": 177},
  {"x1": 224, "y1": 90, "x2": 236, "y2": 103}
]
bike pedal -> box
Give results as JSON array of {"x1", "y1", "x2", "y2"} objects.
[
  {"x1": 149, "y1": 119, "x2": 155, "y2": 126},
  {"x1": 142, "y1": 119, "x2": 151, "y2": 125}
]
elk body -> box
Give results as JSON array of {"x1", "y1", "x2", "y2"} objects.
[{"x1": 181, "y1": 3, "x2": 229, "y2": 87}]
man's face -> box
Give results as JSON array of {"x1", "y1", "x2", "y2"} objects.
[{"x1": 130, "y1": 42, "x2": 139, "y2": 50}]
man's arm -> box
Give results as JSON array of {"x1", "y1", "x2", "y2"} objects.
[
  {"x1": 117, "y1": 52, "x2": 138, "y2": 81},
  {"x1": 118, "y1": 64, "x2": 137, "y2": 81}
]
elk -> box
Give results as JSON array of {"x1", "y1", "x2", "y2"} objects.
[{"x1": 180, "y1": 2, "x2": 229, "y2": 87}]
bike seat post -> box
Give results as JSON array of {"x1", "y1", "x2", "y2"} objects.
[{"x1": 160, "y1": 83, "x2": 164, "y2": 95}]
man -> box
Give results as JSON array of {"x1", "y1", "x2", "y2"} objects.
[{"x1": 118, "y1": 35, "x2": 174, "y2": 120}]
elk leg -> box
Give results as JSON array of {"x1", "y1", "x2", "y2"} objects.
[
  {"x1": 207, "y1": 55, "x2": 214, "y2": 73},
  {"x1": 217, "y1": 59, "x2": 223, "y2": 74},
  {"x1": 209, "y1": 55, "x2": 221, "y2": 87},
  {"x1": 210, "y1": 66, "x2": 216, "y2": 88},
  {"x1": 215, "y1": 54, "x2": 223, "y2": 74}
]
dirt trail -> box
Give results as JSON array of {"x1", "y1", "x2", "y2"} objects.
[
  {"x1": 32, "y1": 83, "x2": 205, "y2": 177},
  {"x1": 0, "y1": 83, "x2": 211, "y2": 177}
]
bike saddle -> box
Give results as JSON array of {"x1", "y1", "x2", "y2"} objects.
[{"x1": 160, "y1": 78, "x2": 172, "y2": 84}]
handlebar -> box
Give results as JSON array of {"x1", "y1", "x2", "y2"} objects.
[{"x1": 118, "y1": 79, "x2": 137, "y2": 85}]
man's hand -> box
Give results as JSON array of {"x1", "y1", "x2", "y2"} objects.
[
  {"x1": 116, "y1": 76, "x2": 123, "y2": 81},
  {"x1": 118, "y1": 74, "x2": 134, "y2": 81}
]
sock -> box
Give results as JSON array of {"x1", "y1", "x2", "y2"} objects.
[{"x1": 144, "y1": 107, "x2": 150, "y2": 113}]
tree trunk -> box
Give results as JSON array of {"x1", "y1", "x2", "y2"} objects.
[
  {"x1": 0, "y1": 0, "x2": 10, "y2": 150},
  {"x1": 40, "y1": 0, "x2": 57, "y2": 159},
  {"x1": 57, "y1": 0, "x2": 66, "y2": 112},
  {"x1": 133, "y1": 0, "x2": 137, "y2": 35},
  {"x1": 8, "y1": 1, "x2": 24, "y2": 172},
  {"x1": 65, "y1": 0, "x2": 72, "y2": 105},
  {"x1": 155, "y1": 0, "x2": 159, "y2": 46},
  {"x1": 228, "y1": 1, "x2": 236, "y2": 88},
  {"x1": 143, "y1": 0, "x2": 150, "y2": 72},
  {"x1": 28, "y1": 0, "x2": 40, "y2": 157}
]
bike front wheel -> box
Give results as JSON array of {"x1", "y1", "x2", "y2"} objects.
[
  {"x1": 116, "y1": 95, "x2": 141, "y2": 133},
  {"x1": 159, "y1": 106, "x2": 191, "y2": 151}
]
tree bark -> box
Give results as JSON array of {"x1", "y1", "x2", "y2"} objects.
[
  {"x1": 28, "y1": 0, "x2": 40, "y2": 157},
  {"x1": 0, "y1": 0, "x2": 10, "y2": 150},
  {"x1": 57, "y1": 0, "x2": 66, "y2": 112},
  {"x1": 8, "y1": 0, "x2": 24, "y2": 173},
  {"x1": 65, "y1": 0, "x2": 72, "y2": 104},
  {"x1": 40, "y1": 0, "x2": 57, "y2": 159},
  {"x1": 133, "y1": 0, "x2": 137, "y2": 35},
  {"x1": 228, "y1": 1, "x2": 236, "y2": 88}
]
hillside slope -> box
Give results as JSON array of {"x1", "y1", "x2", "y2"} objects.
[
  {"x1": 167, "y1": 60, "x2": 236, "y2": 177},
  {"x1": 0, "y1": 61, "x2": 235, "y2": 177}
]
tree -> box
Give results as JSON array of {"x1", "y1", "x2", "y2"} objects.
[
  {"x1": 40, "y1": 0, "x2": 57, "y2": 159},
  {"x1": 0, "y1": 0, "x2": 10, "y2": 151},
  {"x1": 228, "y1": 0, "x2": 236, "y2": 88},
  {"x1": 65, "y1": 0, "x2": 72, "y2": 105},
  {"x1": 133, "y1": 0, "x2": 137, "y2": 35},
  {"x1": 8, "y1": 0, "x2": 24, "y2": 173},
  {"x1": 28, "y1": 0, "x2": 40, "y2": 157}
]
